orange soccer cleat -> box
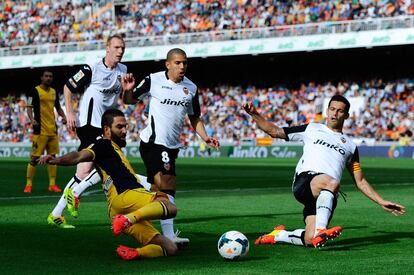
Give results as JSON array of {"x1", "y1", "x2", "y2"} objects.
[
  {"x1": 48, "y1": 184, "x2": 62, "y2": 193},
  {"x1": 255, "y1": 225, "x2": 286, "y2": 245},
  {"x1": 24, "y1": 185, "x2": 32, "y2": 193},
  {"x1": 112, "y1": 214, "x2": 132, "y2": 236},
  {"x1": 116, "y1": 245, "x2": 140, "y2": 261},
  {"x1": 312, "y1": 226, "x2": 342, "y2": 248}
]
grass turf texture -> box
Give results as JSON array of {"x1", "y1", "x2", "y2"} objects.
[{"x1": 0, "y1": 157, "x2": 413, "y2": 274}]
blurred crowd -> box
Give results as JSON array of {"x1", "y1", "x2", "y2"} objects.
[
  {"x1": 2, "y1": 0, "x2": 414, "y2": 48},
  {"x1": 1, "y1": 78, "x2": 412, "y2": 145}
]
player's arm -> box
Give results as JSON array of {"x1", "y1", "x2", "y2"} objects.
[
  {"x1": 347, "y1": 148, "x2": 405, "y2": 216},
  {"x1": 38, "y1": 150, "x2": 94, "y2": 166},
  {"x1": 54, "y1": 91, "x2": 67, "y2": 125},
  {"x1": 123, "y1": 75, "x2": 150, "y2": 104},
  {"x1": 243, "y1": 102, "x2": 286, "y2": 139},
  {"x1": 189, "y1": 115, "x2": 220, "y2": 149},
  {"x1": 26, "y1": 88, "x2": 38, "y2": 126},
  {"x1": 64, "y1": 65, "x2": 92, "y2": 130}
]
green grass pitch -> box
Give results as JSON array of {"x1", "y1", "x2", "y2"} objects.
[{"x1": 0, "y1": 157, "x2": 413, "y2": 274}]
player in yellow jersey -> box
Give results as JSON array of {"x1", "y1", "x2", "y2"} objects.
[
  {"x1": 24, "y1": 70, "x2": 67, "y2": 193},
  {"x1": 38, "y1": 109, "x2": 178, "y2": 260}
]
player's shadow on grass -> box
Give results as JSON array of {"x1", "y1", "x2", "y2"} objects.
[
  {"x1": 177, "y1": 212, "x2": 301, "y2": 224},
  {"x1": 326, "y1": 231, "x2": 414, "y2": 251}
]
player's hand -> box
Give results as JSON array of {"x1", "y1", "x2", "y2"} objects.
[
  {"x1": 38, "y1": 155, "x2": 53, "y2": 165},
  {"x1": 121, "y1": 73, "x2": 136, "y2": 92},
  {"x1": 66, "y1": 112, "x2": 77, "y2": 131},
  {"x1": 381, "y1": 201, "x2": 405, "y2": 216},
  {"x1": 205, "y1": 137, "x2": 220, "y2": 150},
  {"x1": 242, "y1": 102, "x2": 257, "y2": 115}
]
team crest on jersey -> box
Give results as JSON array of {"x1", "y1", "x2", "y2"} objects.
[
  {"x1": 73, "y1": 70, "x2": 85, "y2": 82},
  {"x1": 183, "y1": 87, "x2": 189, "y2": 95},
  {"x1": 340, "y1": 137, "x2": 346, "y2": 144},
  {"x1": 164, "y1": 163, "x2": 171, "y2": 171}
]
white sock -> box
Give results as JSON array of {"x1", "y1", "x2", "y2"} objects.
[
  {"x1": 72, "y1": 169, "x2": 101, "y2": 197},
  {"x1": 160, "y1": 194, "x2": 175, "y2": 240},
  {"x1": 136, "y1": 174, "x2": 151, "y2": 191},
  {"x1": 275, "y1": 229, "x2": 305, "y2": 246},
  {"x1": 315, "y1": 189, "x2": 334, "y2": 234},
  {"x1": 51, "y1": 176, "x2": 80, "y2": 217}
]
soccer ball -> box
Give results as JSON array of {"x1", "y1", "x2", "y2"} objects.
[{"x1": 217, "y1": 231, "x2": 249, "y2": 260}]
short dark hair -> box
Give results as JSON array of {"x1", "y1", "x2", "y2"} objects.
[
  {"x1": 106, "y1": 34, "x2": 124, "y2": 46},
  {"x1": 166, "y1": 48, "x2": 187, "y2": 61},
  {"x1": 101, "y1": 109, "x2": 124, "y2": 132},
  {"x1": 328, "y1": 95, "x2": 350, "y2": 113},
  {"x1": 42, "y1": 69, "x2": 53, "y2": 76}
]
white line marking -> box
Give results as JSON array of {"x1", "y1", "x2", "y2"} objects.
[{"x1": 0, "y1": 182, "x2": 412, "y2": 201}]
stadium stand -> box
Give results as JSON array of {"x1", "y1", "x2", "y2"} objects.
[
  {"x1": 1, "y1": 78, "x2": 412, "y2": 144},
  {"x1": 2, "y1": 0, "x2": 414, "y2": 54}
]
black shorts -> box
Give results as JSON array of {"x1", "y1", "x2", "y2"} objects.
[
  {"x1": 139, "y1": 141, "x2": 179, "y2": 184},
  {"x1": 292, "y1": 171, "x2": 337, "y2": 221},
  {"x1": 76, "y1": 125, "x2": 102, "y2": 151}
]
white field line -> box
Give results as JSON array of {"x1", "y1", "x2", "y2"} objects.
[{"x1": 0, "y1": 182, "x2": 412, "y2": 201}]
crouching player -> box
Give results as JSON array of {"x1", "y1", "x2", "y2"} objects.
[{"x1": 39, "y1": 109, "x2": 177, "y2": 260}]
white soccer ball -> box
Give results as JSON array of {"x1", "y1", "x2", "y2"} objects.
[{"x1": 217, "y1": 230, "x2": 249, "y2": 260}]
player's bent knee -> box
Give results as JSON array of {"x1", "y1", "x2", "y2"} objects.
[
  {"x1": 164, "y1": 202, "x2": 177, "y2": 219},
  {"x1": 152, "y1": 234, "x2": 178, "y2": 256}
]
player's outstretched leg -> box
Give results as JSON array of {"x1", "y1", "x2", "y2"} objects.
[
  {"x1": 255, "y1": 225, "x2": 286, "y2": 245},
  {"x1": 65, "y1": 169, "x2": 101, "y2": 218},
  {"x1": 48, "y1": 175, "x2": 81, "y2": 227},
  {"x1": 116, "y1": 234, "x2": 177, "y2": 260},
  {"x1": 47, "y1": 213, "x2": 75, "y2": 229},
  {"x1": 312, "y1": 226, "x2": 342, "y2": 248},
  {"x1": 160, "y1": 194, "x2": 189, "y2": 247},
  {"x1": 256, "y1": 225, "x2": 307, "y2": 246},
  {"x1": 113, "y1": 200, "x2": 176, "y2": 236}
]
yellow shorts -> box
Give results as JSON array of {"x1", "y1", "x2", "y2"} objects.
[
  {"x1": 109, "y1": 188, "x2": 167, "y2": 246},
  {"x1": 31, "y1": 134, "x2": 59, "y2": 157}
]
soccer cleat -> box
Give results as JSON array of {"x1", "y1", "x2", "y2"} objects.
[
  {"x1": 112, "y1": 214, "x2": 132, "y2": 236},
  {"x1": 116, "y1": 245, "x2": 140, "y2": 260},
  {"x1": 64, "y1": 188, "x2": 80, "y2": 218},
  {"x1": 47, "y1": 213, "x2": 75, "y2": 229},
  {"x1": 172, "y1": 230, "x2": 190, "y2": 248},
  {"x1": 48, "y1": 184, "x2": 62, "y2": 193},
  {"x1": 312, "y1": 226, "x2": 342, "y2": 248},
  {"x1": 255, "y1": 225, "x2": 286, "y2": 245},
  {"x1": 24, "y1": 185, "x2": 32, "y2": 193}
]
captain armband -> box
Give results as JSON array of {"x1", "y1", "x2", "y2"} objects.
[{"x1": 350, "y1": 162, "x2": 361, "y2": 173}]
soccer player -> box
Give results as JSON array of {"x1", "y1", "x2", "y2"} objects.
[
  {"x1": 24, "y1": 69, "x2": 67, "y2": 194},
  {"x1": 47, "y1": 34, "x2": 134, "y2": 228},
  {"x1": 123, "y1": 48, "x2": 220, "y2": 245},
  {"x1": 39, "y1": 109, "x2": 178, "y2": 260},
  {"x1": 243, "y1": 95, "x2": 405, "y2": 248}
]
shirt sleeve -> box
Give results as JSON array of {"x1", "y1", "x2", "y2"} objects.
[
  {"x1": 54, "y1": 89, "x2": 61, "y2": 110},
  {"x1": 348, "y1": 147, "x2": 361, "y2": 172},
  {"x1": 132, "y1": 76, "x2": 151, "y2": 101},
  {"x1": 84, "y1": 139, "x2": 108, "y2": 163},
  {"x1": 188, "y1": 89, "x2": 201, "y2": 117},
  {"x1": 282, "y1": 124, "x2": 308, "y2": 141},
  {"x1": 27, "y1": 88, "x2": 37, "y2": 107},
  {"x1": 65, "y1": 64, "x2": 92, "y2": 93}
]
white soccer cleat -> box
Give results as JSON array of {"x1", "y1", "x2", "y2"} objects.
[{"x1": 171, "y1": 230, "x2": 190, "y2": 247}]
